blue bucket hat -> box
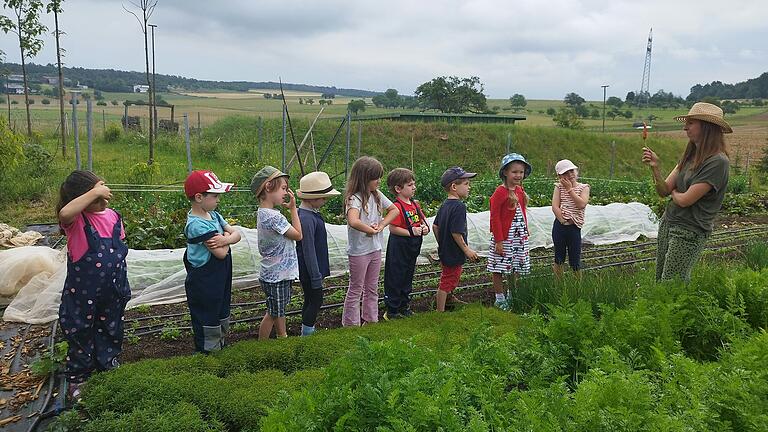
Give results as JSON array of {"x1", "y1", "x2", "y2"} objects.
[{"x1": 499, "y1": 153, "x2": 532, "y2": 179}]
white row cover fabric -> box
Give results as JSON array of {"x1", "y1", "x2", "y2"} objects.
[{"x1": 2, "y1": 202, "x2": 659, "y2": 323}]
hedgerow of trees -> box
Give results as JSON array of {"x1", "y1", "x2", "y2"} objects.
[{"x1": 688, "y1": 72, "x2": 768, "y2": 101}]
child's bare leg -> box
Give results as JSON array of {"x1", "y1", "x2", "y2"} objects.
[
  {"x1": 275, "y1": 317, "x2": 287, "y2": 337},
  {"x1": 259, "y1": 314, "x2": 274, "y2": 340},
  {"x1": 436, "y1": 290, "x2": 448, "y2": 312},
  {"x1": 492, "y1": 272, "x2": 504, "y2": 294},
  {"x1": 553, "y1": 263, "x2": 564, "y2": 278},
  {"x1": 492, "y1": 272, "x2": 508, "y2": 308}
]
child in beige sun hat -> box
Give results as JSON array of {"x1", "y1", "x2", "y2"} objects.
[{"x1": 295, "y1": 171, "x2": 340, "y2": 336}]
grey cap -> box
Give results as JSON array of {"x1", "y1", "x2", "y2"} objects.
[
  {"x1": 250, "y1": 166, "x2": 289, "y2": 197},
  {"x1": 440, "y1": 166, "x2": 477, "y2": 187}
]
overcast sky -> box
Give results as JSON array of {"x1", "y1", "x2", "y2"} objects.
[{"x1": 1, "y1": 0, "x2": 766, "y2": 100}]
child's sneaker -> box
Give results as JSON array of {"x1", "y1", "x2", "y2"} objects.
[
  {"x1": 494, "y1": 299, "x2": 510, "y2": 311},
  {"x1": 383, "y1": 311, "x2": 403, "y2": 321},
  {"x1": 400, "y1": 308, "x2": 415, "y2": 317},
  {"x1": 67, "y1": 381, "x2": 84, "y2": 405},
  {"x1": 301, "y1": 324, "x2": 316, "y2": 336}
]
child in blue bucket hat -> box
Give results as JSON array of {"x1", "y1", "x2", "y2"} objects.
[{"x1": 488, "y1": 153, "x2": 532, "y2": 309}]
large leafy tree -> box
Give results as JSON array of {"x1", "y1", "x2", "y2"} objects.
[
  {"x1": 372, "y1": 89, "x2": 403, "y2": 109},
  {"x1": 563, "y1": 92, "x2": 585, "y2": 107},
  {"x1": 383, "y1": 88, "x2": 401, "y2": 108},
  {"x1": 347, "y1": 99, "x2": 366, "y2": 115},
  {"x1": 1, "y1": 0, "x2": 47, "y2": 136},
  {"x1": 47, "y1": 0, "x2": 67, "y2": 158},
  {"x1": 509, "y1": 93, "x2": 527, "y2": 110},
  {"x1": 415, "y1": 76, "x2": 489, "y2": 114},
  {"x1": 606, "y1": 96, "x2": 623, "y2": 108}
]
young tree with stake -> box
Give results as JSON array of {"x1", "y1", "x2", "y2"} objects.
[
  {"x1": 0, "y1": 0, "x2": 47, "y2": 136},
  {"x1": 123, "y1": 0, "x2": 158, "y2": 165}
]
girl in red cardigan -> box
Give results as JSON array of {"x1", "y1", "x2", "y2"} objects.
[{"x1": 487, "y1": 153, "x2": 532, "y2": 309}]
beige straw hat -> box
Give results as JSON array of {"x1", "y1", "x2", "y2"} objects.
[
  {"x1": 674, "y1": 102, "x2": 733, "y2": 134},
  {"x1": 297, "y1": 171, "x2": 341, "y2": 199}
]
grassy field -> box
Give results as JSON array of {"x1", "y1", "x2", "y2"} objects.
[{"x1": 4, "y1": 90, "x2": 767, "y2": 133}]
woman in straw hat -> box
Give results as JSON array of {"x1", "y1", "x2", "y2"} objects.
[{"x1": 642, "y1": 102, "x2": 731, "y2": 282}]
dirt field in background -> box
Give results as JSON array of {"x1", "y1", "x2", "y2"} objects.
[
  {"x1": 181, "y1": 89, "x2": 326, "y2": 99},
  {"x1": 656, "y1": 124, "x2": 767, "y2": 169},
  {"x1": 617, "y1": 116, "x2": 768, "y2": 170}
]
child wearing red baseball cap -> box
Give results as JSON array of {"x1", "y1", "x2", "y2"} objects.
[{"x1": 183, "y1": 170, "x2": 241, "y2": 353}]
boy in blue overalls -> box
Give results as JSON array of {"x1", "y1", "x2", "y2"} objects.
[{"x1": 183, "y1": 170, "x2": 241, "y2": 353}]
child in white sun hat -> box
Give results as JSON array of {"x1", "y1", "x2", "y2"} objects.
[{"x1": 551, "y1": 159, "x2": 590, "y2": 278}]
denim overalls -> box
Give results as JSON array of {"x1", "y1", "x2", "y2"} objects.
[
  {"x1": 183, "y1": 212, "x2": 232, "y2": 353},
  {"x1": 59, "y1": 212, "x2": 130, "y2": 384},
  {"x1": 383, "y1": 199, "x2": 426, "y2": 315}
]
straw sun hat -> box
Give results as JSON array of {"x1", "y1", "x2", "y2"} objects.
[
  {"x1": 296, "y1": 171, "x2": 341, "y2": 199},
  {"x1": 674, "y1": 102, "x2": 733, "y2": 134}
]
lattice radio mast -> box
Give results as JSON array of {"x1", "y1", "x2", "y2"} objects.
[{"x1": 637, "y1": 28, "x2": 653, "y2": 107}]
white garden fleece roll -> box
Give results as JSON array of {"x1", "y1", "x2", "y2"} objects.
[{"x1": 1, "y1": 202, "x2": 658, "y2": 323}]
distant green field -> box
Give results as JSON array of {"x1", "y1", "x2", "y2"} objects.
[{"x1": 6, "y1": 91, "x2": 765, "y2": 136}]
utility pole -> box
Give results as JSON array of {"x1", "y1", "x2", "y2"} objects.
[
  {"x1": 601, "y1": 84, "x2": 609, "y2": 133},
  {"x1": 50, "y1": 1, "x2": 67, "y2": 159},
  {"x1": 148, "y1": 23, "x2": 158, "y2": 139}
]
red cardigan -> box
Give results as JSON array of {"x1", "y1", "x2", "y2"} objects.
[{"x1": 489, "y1": 185, "x2": 528, "y2": 241}]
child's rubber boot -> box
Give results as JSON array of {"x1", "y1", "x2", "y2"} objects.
[{"x1": 301, "y1": 324, "x2": 315, "y2": 336}]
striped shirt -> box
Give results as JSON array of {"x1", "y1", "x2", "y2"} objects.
[{"x1": 556, "y1": 183, "x2": 589, "y2": 228}]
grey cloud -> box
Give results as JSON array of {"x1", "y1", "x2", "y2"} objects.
[{"x1": 2, "y1": 0, "x2": 767, "y2": 99}]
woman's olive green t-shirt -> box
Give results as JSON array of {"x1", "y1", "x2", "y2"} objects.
[{"x1": 664, "y1": 152, "x2": 729, "y2": 234}]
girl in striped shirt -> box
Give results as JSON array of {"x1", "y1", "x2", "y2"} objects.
[{"x1": 551, "y1": 159, "x2": 590, "y2": 277}]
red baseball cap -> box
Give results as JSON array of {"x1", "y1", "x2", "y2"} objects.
[{"x1": 184, "y1": 170, "x2": 234, "y2": 198}]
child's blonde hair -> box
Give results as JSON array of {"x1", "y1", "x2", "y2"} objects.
[
  {"x1": 344, "y1": 156, "x2": 384, "y2": 215},
  {"x1": 257, "y1": 176, "x2": 287, "y2": 201}
]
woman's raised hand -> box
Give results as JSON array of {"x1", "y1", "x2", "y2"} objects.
[{"x1": 642, "y1": 147, "x2": 658, "y2": 167}]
